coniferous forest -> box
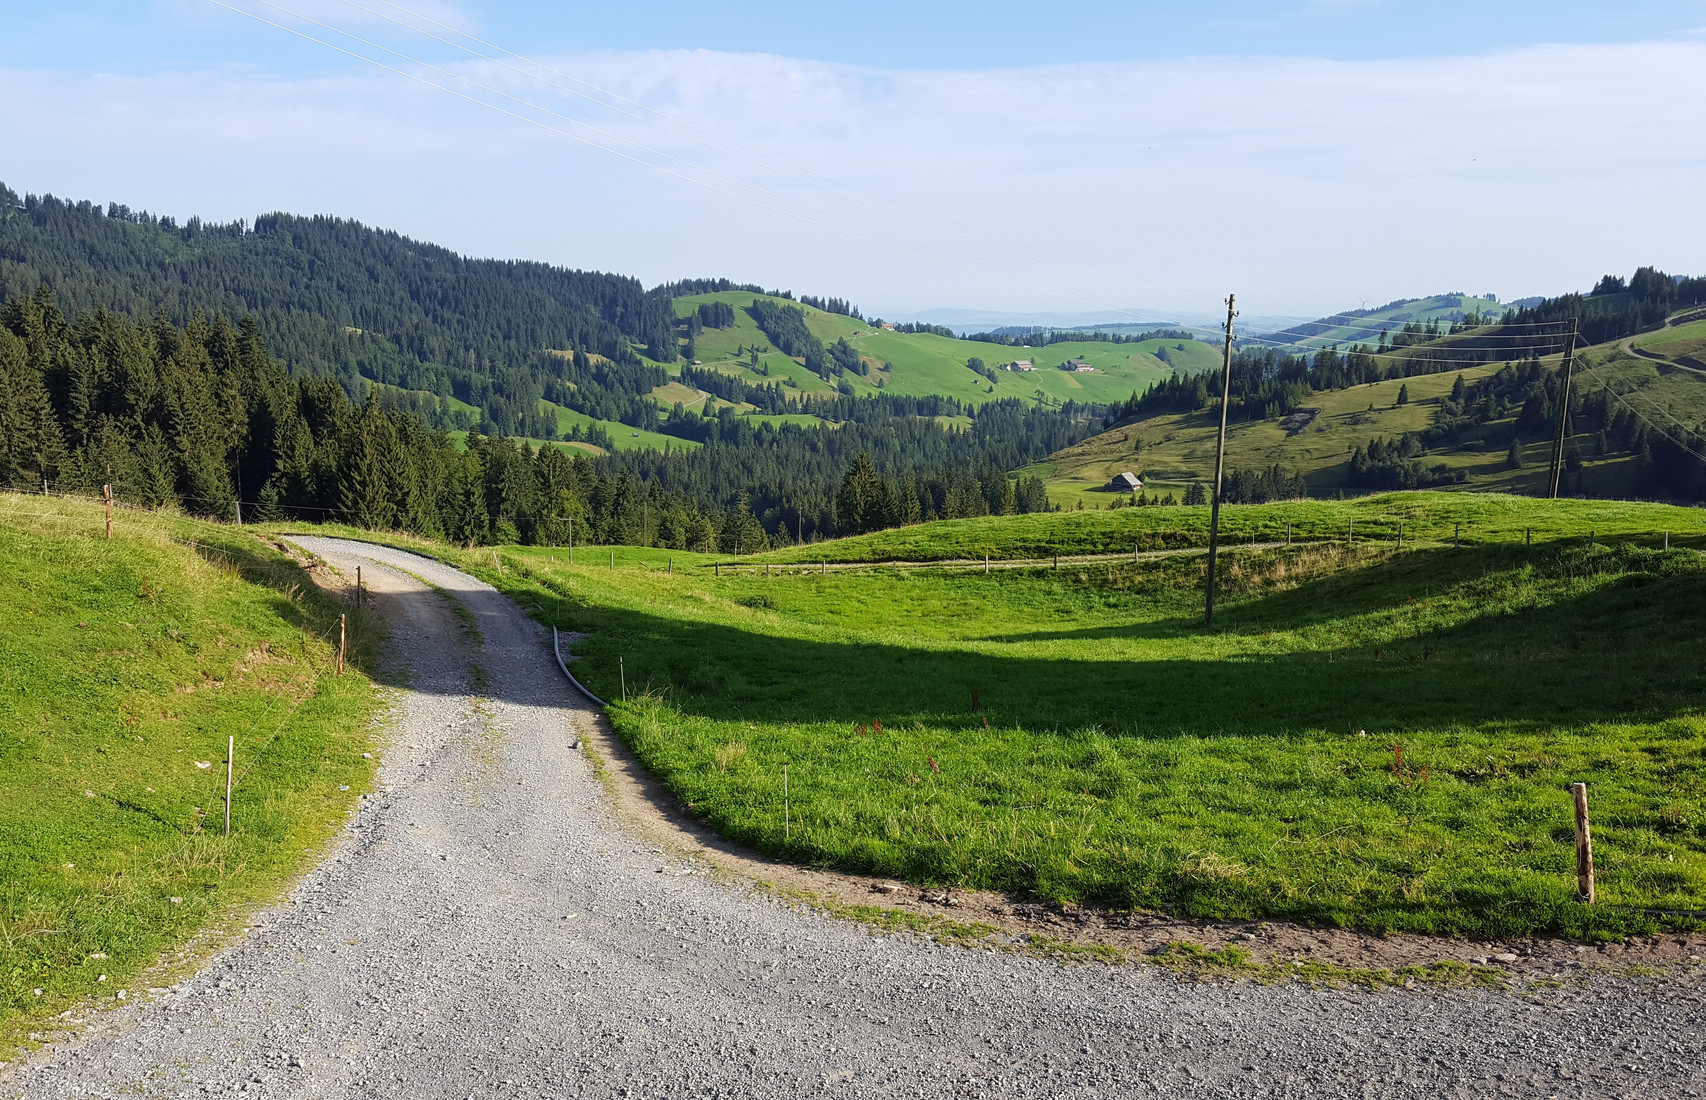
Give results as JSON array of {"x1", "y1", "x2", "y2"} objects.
[
  {"x1": 0, "y1": 288, "x2": 1070, "y2": 546},
  {"x1": 0, "y1": 183, "x2": 1095, "y2": 544}
]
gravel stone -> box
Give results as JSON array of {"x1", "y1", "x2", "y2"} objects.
[{"x1": 6, "y1": 537, "x2": 1705, "y2": 1099}]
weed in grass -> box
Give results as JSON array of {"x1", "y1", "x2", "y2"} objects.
[{"x1": 714, "y1": 741, "x2": 747, "y2": 772}]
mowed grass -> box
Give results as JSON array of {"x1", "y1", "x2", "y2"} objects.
[
  {"x1": 748, "y1": 492, "x2": 1706, "y2": 564},
  {"x1": 461, "y1": 496, "x2": 1706, "y2": 939},
  {"x1": 0, "y1": 497, "x2": 379, "y2": 1053}
]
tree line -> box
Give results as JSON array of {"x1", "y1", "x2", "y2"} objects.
[
  {"x1": 0, "y1": 291, "x2": 1089, "y2": 545},
  {"x1": 0, "y1": 184, "x2": 681, "y2": 440}
]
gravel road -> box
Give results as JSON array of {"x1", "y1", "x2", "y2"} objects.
[{"x1": 7, "y1": 539, "x2": 1704, "y2": 1099}]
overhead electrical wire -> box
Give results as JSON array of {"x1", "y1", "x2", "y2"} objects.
[{"x1": 1574, "y1": 360, "x2": 1706, "y2": 464}]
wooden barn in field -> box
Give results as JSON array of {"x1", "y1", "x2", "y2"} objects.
[{"x1": 1108, "y1": 471, "x2": 1142, "y2": 492}]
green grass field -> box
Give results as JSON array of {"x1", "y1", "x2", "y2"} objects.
[
  {"x1": 1634, "y1": 318, "x2": 1706, "y2": 369},
  {"x1": 541, "y1": 400, "x2": 701, "y2": 453},
  {"x1": 747, "y1": 492, "x2": 1704, "y2": 563},
  {"x1": 673, "y1": 292, "x2": 1202, "y2": 410},
  {"x1": 1042, "y1": 332, "x2": 1706, "y2": 507},
  {"x1": 455, "y1": 495, "x2": 1706, "y2": 939},
  {"x1": 0, "y1": 496, "x2": 380, "y2": 1054},
  {"x1": 1259, "y1": 295, "x2": 1507, "y2": 350}
]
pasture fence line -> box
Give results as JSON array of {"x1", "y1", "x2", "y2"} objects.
[{"x1": 694, "y1": 523, "x2": 1700, "y2": 577}]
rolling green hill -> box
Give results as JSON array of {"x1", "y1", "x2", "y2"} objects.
[
  {"x1": 672, "y1": 291, "x2": 1210, "y2": 412},
  {"x1": 1044, "y1": 310, "x2": 1706, "y2": 508},
  {"x1": 1254, "y1": 294, "x2": 1506, "y2": 351}
]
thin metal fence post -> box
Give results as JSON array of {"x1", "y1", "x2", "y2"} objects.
[{"x1": 224, "y1": 735, "x2": 234, "y2": 837}]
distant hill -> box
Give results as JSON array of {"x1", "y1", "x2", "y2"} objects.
[
  {"x1": 894, "y1": 306, "x2": 1313, "y2": 336},
  {"x1": 671, "y1": 290, "x2": 1223, "y2": 414},
  {"x1": 1250, "y1": 294, "x2": 1506, "y2": 352},
  {"x1": 1038, "y1": 270, "x2": 1706, "y2": 506},
  {"x1": 0, "y1": 182, "x2": 675, "y2": 440}
]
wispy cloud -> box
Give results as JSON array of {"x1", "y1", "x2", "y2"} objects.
[{"x1": 3, "y1": 36, "x2": 1704, "y2": 315}]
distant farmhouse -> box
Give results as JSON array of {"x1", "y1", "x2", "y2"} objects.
[
  {"x1": 1004, "y1": 359, "x2": 1035, "y2": 371},
  {"x1": 1062, "y1": 358, "x2": 1095, "y2": 372},
  {"x1": 1108, "y1": 471, "x2": 1142, "y2": 492}
]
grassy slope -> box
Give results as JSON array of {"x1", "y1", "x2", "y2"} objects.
[
  {"x1": 458, "y1": 498, "x2": 1706, "y2": 938},
  {"x1": 747, "y1": 493, "x2": 1702, "y2": 563},
  {"x1": 1041, "y1": 333, "x2": 1706, "y2": 507},
  {"x1": 1635, "y1": 318, "x2": 1706, "y2": 368},
  {"x1": 673, "y1": 291, "x2": 1200, "y2": 411},
  {"x1": 1260, "y1": 295, "x2": 1506, "y2": 350},
  {"x1": 0, "y1": 496, "x2": 379, "y2": 1055},
  {"x1": 541, "y1": 400, "x2": 702, "y2": 453}
]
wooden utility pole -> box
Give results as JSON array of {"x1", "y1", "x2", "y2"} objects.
[
  {"x1": 1204, "y1": 294, "x2": 1237, "y2": 627},
  {"x1": 1571, "y1": 782, "x2": 1595, "y2": 903},
  {"x1": 1547, "y1": 319, "x2": 1581, "y2": 498}
]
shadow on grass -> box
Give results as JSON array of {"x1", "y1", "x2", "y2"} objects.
[{"x1": 523, "y1": 544, "x2": 1706, "y2": 740}]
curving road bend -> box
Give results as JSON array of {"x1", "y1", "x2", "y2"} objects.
[{"x1": 6, "y1": 539, "x2": 1703, "y2": 1099}]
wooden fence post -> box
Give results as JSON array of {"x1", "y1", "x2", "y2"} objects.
[
  {"x1": 1571, "y1": 782, "x2": 1594, "y2": 903},
  {"x1": 104, "y1": 485, "x2": 112, "y2": 539},
  {"x1": 337, "y1": 614, "x2": 346, "y2": 676}
]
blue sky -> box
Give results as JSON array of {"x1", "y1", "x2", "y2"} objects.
[
  {"x1": 12, "y1": 1, "x2": 1706, "y2": 70},
  {"x1": 3, "y1": 2, "x2": 1705, "y2": 319}
]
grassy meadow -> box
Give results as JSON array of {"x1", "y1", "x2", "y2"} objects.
[
  {"x1": 1260, "y1": 294, "x2": 1506, "y2": 350},
  {"x1": 0, "y1": 495, "x2": 380, "y2": 1053},
  {"x1": 670, "y1": 291, "x2": 1202, "y2": 411},
  {"x1": 750, "y1": 492, "x2": 1706, "y2": 563},
  {"x1": 457, "y1": 492, "x2": 1706, "y2": 940},
  {"x1": 1039, "y1": 333, "x2": 1706, "y2": 506}
]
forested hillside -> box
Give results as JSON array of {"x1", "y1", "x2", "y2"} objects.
[
  {"x1": 0, "y1": 183, "x2": 675, "y2": 438},
  {"x1": 1049, "y1": 267, "x2": 1706, "y2": 505},
  {"x1": 0, "y1": 289, "x2": 1067, "y2": 545}
]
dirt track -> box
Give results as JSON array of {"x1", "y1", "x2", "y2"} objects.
[{"x1": 6, "y1": 539, "x2": 1704, "y2": 1099}]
